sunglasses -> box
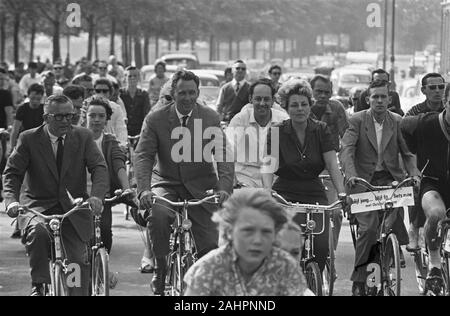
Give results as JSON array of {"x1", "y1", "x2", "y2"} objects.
[
  {"x1": 271, "y1": 72, "x2": 281, "y2": 76},
  {"x1": 98, "y1": 67, "x2": 107, "y2": 70},
  {"x1": 425, "y1": 84, "x2": 445, "y2": 90},
  {"x1": 48, "y1": 113, "x2": 74, "y2": 121},
  {"x1": 95, "y1": 89, "x2": 110, "y2": 94},
  {"x1": 235, "y1": 67, "x2": 246, "y2": 71},
  {"x1": 54, "y1": 67, "x2": 62, "y2": 70}
]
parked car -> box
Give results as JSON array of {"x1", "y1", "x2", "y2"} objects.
[
  {"x1": 280, "y1": 72, "x2": 315, "y2": 84},
  {"x1": 198, "y1": 61, "x2": 229, "y2": 71},
  {"x1": 160, "y1": 52, "x2": 200, "y2": 69},
  {"x1": 330, "y1": 67, "x2": 371, "y2": 97},
  {"x1": 189, "y1": 70, "x2": 221, "y2": 110}
]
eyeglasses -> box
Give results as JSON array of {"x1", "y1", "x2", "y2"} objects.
[
  {"x1": 425, "y1": 84, "x2": 445, "y2": 90},
  {"x1": 48, "y1": 113, "x2": 74, "y2": 121},
  {"x1": 54, "y1": 67, "x2": 62, "y2": 70},
  {"x1": 271, "y1": 72, "x2": 281, "y2": 76},
  {"x1": 95, "y1": 89, "x2": 110, "y2": 94},
  {"x1": 235, "y1": 67, "x2": 246, "y2": 71},
  {"x1": 98, "y1": 67, "x2": 107, "y2": 70}
]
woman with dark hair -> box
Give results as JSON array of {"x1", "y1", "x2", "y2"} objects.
[
  {"x1": 261, "y1": 79, "x2": 346, "y2": 272},
  {"x1": 85, "y1": 96, "x2": 133, "y2": 257},
  {"x1": 184, "y1": 188, "x2": 310, "y2": 296}
]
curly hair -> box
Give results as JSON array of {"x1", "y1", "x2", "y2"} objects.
[
  {"x1": 85, "y1": 96, "x2": 113, "y2": 121},
  {"x1": 277, "y1": 78, "x2": 313, "y2": 110},
  {"x1": 212, "y1": 189, "x2": 287, "y2": 244}
]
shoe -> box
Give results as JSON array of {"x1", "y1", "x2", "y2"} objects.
[
  {"x1": 426, "y1": 267, "x2": 443, "y2": 294},
  {"x1": 140, "y1": 263, "x2": 155, "y2": 274},
  {"x1": 30, "y1": 283, "x2": 45, "y2": 296},
  {"x1": 151, "y1": 257, "x2": 167, "y2": 296},
  {"x1": 351, "y1": 282, "x2": 366, "y2": 296},
  {"x1": 10, "y1": 229, "x2": 21, "y2": 239},
  {"x1": 109, "y1": 272, "x2": 118, "y2": 290},
  {"x1": 399, "y1": 248, "x2": 406, "y2": 268}
]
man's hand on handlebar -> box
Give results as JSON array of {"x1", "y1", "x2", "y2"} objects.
[
  {"x1": 215, "y1": 190, "x2": 230, "y2": 205},
  {"x1": 87, "y1": 197, "x2": 103, "y2": 216},
  {"x1": 139, "y1": 190, "x2": 155, "y2": 210},
  {"x1": 6, "y1": 202, "x2": 20, "y2": 218}
]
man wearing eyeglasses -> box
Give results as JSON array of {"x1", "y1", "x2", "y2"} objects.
[
  {"x1": 3, "y1": 95, "x2": 108, "y2": 296},
  {"x1": 216, "y1": 60, "x2": 250, "y2": 122},
  {"x1": 268, "y1": 65, "x2": 282, "y2": 92},
  {"x1": 356, "y1": 69, "x2": 404, "y2": 116}
]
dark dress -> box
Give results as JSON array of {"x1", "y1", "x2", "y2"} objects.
[{"x1": 270, "y1": 118, "x2": 335, "y2": 271}]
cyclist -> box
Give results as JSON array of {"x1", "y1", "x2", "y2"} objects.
[
  {"x1": 148, "y1": 60, "x2": 169, "y2": 107},
  {"x1": 226, "y1": 78, "x2": 289, "y2": 188},
  {"x1": 134, "y1": 70, "x2": 234, "y2": 295},
  {"x1": 3, "y1": 95, "x2": 108, "y2": 296},
  {"x1": 340, "y1": 80, "x2": 420, "y2": 296},
  {"x1": 401, "y1": 82, "x2": 450, "y2": 289},
  {"x1": 184, "y1": 189, "x2": 310, "y2": 296},
  {"x1": 261, "y1": 79, "x2": 346, "y2": 274}
]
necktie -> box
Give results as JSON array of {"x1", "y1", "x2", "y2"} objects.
[
  {"x1": 182, "y1": 115, "x2": 189, "y2": 127},
  {"x1": 236, "y1": 82, "x2": 240, "y2": 94},
  {"x1": 56, "y1": 137, "x2": 64, "y2": 174}
]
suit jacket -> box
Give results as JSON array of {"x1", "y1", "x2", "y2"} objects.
[
  {"x1": 340, "y1": 110, "x2": 418, "y2": 192},
  {"x1": 134, "y1": 102, "x2": 234, "y2": 201},
  {"x1": 3, "y1": 125, "x2": 109, "y2": 241},
  {"x1": 216, "y1": 81, "x2": 250, "y2": 119}
]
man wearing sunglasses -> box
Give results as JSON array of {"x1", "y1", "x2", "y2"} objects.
[
  {"x1": 405, "y1": 73, "x2": 446, "y2": 117},
  {"x1": 216, "y1": 60, "x2": 250, "y2": 122},
  {"x1": 3, "y1": 95, "x2": 108, "y2": 296},
  {"x1": 92, "y1": 60, "x2": 118, "y2": 85},
  {"x1": 268, "y1": 65, "x2": 282, "y2": 92}
]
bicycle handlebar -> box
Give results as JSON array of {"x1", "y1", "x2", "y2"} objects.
[
  {"x1": 347, "y1": 176, "x2": 417, "y2": 192},
  {"x1": 104, "y1": 189, "x2": 135, "y2": 203},
  {"x1": 271, "y1": 191, "x2": 350, "y2": 213},
  {"x1": 19, "y1": 202, "x2": 91, "y2": 221},
  {"x1": 151, "y1": 194, "x2": 220, "y2": 207}
]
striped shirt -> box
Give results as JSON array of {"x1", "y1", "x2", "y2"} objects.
[{"x1": 405, "y1": 100, "x2": 444, "y2": 117}]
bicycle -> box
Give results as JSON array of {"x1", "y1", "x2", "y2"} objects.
[
  {"x1": 347, "y1": 176, "x2": 417, "y2": 296},
  {"x1": 272, "y1": 191, "x2": 349, "y2": 296},
  {"x1": 18, "y1": 200, "x2": 91, "y2": 296},
  {"x1": 411, "y1": 207, "x2": 450, "y2": 296},
  {"x1": 150, "y1": 181, "x2": 220, "y2": 296},
  {"x1": 125, "y1": 135, "x2": 141, "y2": 220}
]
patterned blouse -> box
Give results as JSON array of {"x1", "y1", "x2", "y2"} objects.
[{"x1": 184, "y1": 244, "x2": 309, "y2": 296}]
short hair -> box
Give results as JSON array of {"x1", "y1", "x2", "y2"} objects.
[
  {"x1": 367, "y1": 79, "x2": 389, "y2": 96},
  {"x1": 371, "y1": 68, "x2": 390, "y2": 81},
  {"x1": 278, "y1": 78, "x2": 313, "y2": 109},
  {"x1": 72, "y1": 74, "x2": 93, "y2": 85},
  {"x1": 269, "y1": 65, "x2": 282, "y2": 74},
  {"x1": 0, "y1": 67, "x2": 7, "y2": 75},
  {"x1": 44, "y1": 95, "x2": 73, "y2": 114},
  {"x1": 27, "y1": 83, "x2": 45, "y2": 96},
  {"x1": 170, "y1": 70, "x2": 200, "y2": 95},
  {"x1": 86, "y1": 96, "x2": 113, "y2": 121},
  {"x1": 212, "y1": 189, "x2": 287, "y2": 244},
  {"x1": 94, "y1": 78, "x2": 113, "y2": 92},
  {"x1": 63, "y1": 85, "x2": 85, "y2": 101},
  {"x1": 310, "y1": 74, "x2": 332, "y2": 90},
  {"x1": 249, "y1": 78, "x2": 277, "y2": 99},
  {"x1": 421, "y1": 72, "x2": 445, "y2": 87},
  {"x1": 234, "y1": 59, "x2": 245, "y2": 65},
  {"x1": 154, "y1": 60, "x2": 166, "y2": 71},
  {"x1": 224, "y1": 67, "x2": 232, "y2": 75},
  {"x1": 28, "y1": 62, "x2": 38, "y2": 69},
  {"x1": 125, "y1": 65, "x2": 138, "y2": 72}
]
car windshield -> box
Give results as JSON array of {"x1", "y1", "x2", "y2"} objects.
[
  {"x1": 165, "y1": 58, "x2": 197, "y2": 69},
  {"x1": 341, "y1": 74, "x2": 371, "y2": 84}
]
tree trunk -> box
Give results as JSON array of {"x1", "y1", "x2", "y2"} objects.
[
  {"x1": 155, "y1": 34, "x2": 159, "y2": 60},
  {"x1": 143, "y1": 33, "x2": 149, "y2": 65},
  {"x1": 122, "y1": 24, "x2": 128, "y2": 65},
  {"x1": 337, "y1": 33, "x2": 342, "y2": 53},
  {"x1": 94, "y1": 28, "x2": 99, "y2": 60},
  {"x1": 134, "y1": 36, "x2": 142, "y2": 69},
  {"x1": 168, "y1": 39, "x2": 172, "y2": 51},
  {"x1": 209, "y1": 34, "x2": 215, "y2": 61},
  {"x1": 29, "y1": 20, "x2": 36, "y2": 63},
  {"x1": 87, "y1": 15, "x2": 95, "y2": 61},
  {"x1": 128, "y1": 33, "x2": 133, "y2": 65},
  {"x1": 175, "y1": 25, "x2": 180, "y2": 51},
  {"x1": 236, "y1": 40, "x2": 240, "y2": 59},
  {"x1": 228, "y1": 37, "x2": 233, "y2": 60},
  {"x1": 0, "y1": 13, "x2": 5, "y2": 62},
  {"x1": 252, "y1": 39, "x2": 257, "y2": 59},
  {"x1": 216, "y1": 40, "x2": 220, "y2": 61},
  {"x1": 110, "y1": 18, "x2": 116, "y2": 56},
  {"x1": 13, "y1": 12, "x2": 20, "y2": 66},
  {"x1": 296, "y1": 39, "x2": 302, "y2": 67},
  {"x1": 320, "y1": 34, "x2": 325, "y2": 54},
  {"x1": 190, "y1": 39, "x2": 195, "y2": 52},
  {"x1": 52, "y1": 20, "x2": 61, "y2": 63},
  {"x1": 283, "y1": 39, "x2": 287, "y2": 61},
  {"x1": 290, "y1": 39, "x2": 295, "y2": 68}
]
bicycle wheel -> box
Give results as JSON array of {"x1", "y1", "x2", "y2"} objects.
[
  {"x1": 165, "y1": 252, "x2": 179, "y2": 296},
  {"x1": 92, "y1": 248, "x2": 110, "y2": 296},
  {"x1": 382, "y1": 234, "x2": 401, "y2": 296},
  {"x1": 442, "y1": 254, "x2": 449, "y2": 296},
  {"x1": 322, "y1": 224, "x2": 335, "y2": 296},
  {"x1": 53, "y1": 262, "x2": 68, "y2": 296},
  {"x1": 305, "y1": 261, "x2": 323, "y2": 296},
  {"x1": 412, "y1": 248, "x2": 428, "y2": 295}
]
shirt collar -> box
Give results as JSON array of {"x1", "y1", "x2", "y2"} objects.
[
  {"x1": 45, "y1": 125, "x2": 66, "y2": 143},
  {"x1": 232, "y1": 79, "x2": 246, "y2": 87},
  {"x1": 175, "y1": 107, "x2": 193, "y2": 121}
]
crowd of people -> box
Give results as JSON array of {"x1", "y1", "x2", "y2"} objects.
[{"x1": 1, "y1": 54, "x2": 449, "y2": 297}]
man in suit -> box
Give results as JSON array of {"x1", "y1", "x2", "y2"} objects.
[
  {"x1": 3, "y1": 95, "x2": 108, "y2": 296},
  {"x1": 340, "y1": 80, "x2": 420, "y2": 296},
  {"x1": 216, "y1": 60, "x2": 250, "y2": 122},
  {"x1": 135, "y1": 70, "x2": 234, "y2": 295}
]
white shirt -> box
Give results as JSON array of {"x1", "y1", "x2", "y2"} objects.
[
  {"x1": 231, "y1": 79, "x2": 246, "y2": 93},
  {"x1": 91, "y1": 73, "x2": 118, "y2": 84},
  {"x1": 45, "y1": 125, "x2": 66, "y2": 157},
  {"x1": 104, "y1": 101, "x2": 128, "y2": 147},
  {"x1": 372, "y1": 116, "x2": 385, "y2": 172},
  {"x1": 19, "y1": 73, "x2": 42, "y2": 96},
  {"x1": 175, "y1": 107, "x2": 193, "y2": 126},
  {"x1": 94, "y1": 134, "x2": 103, "y2": 152}
]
